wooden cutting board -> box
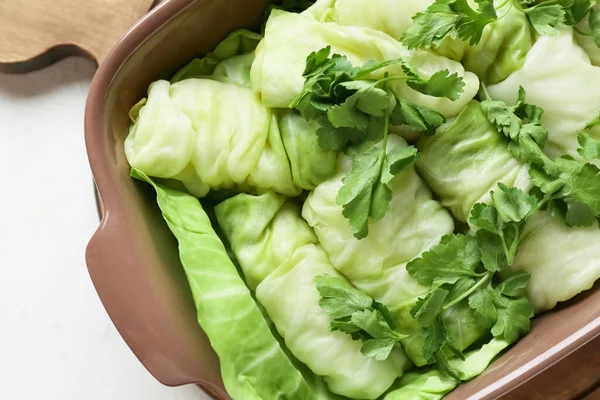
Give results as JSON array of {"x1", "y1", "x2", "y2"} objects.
[{"x1": 0, "y1": 0, "x2": 157, "y2": 73}]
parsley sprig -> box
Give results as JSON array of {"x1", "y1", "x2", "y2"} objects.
[
  {"x1": 403, "y1": 0, "x2": 600, "y2": 50},
  {"x1": 480, "y1": 85, "x2": 600, "y2": 227},
  {"x1": 290, "y1": 46, "x2": 464, "y2": 239},
  {"x1": 315, "y1": 275, "x2": 408, "y2": 361},
  {"x1": 406, "y1": 184, "x2": 536, "y2": 380}
]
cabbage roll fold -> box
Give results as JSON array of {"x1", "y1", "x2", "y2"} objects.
[
  {"x1": 124, "y1": 78, "x2": 300, "y2": 198},
  {"x1": 487, "y1": 28, "x2": 600, "y2": 164},
  {"x1": 251, "y1": 9, "x2": 479, "y2": 117},
  {"x1": 216, "y1": 191, "x2": 404, "y2": 399},
  {"x1": 417, "y1": 101, "x2": 600, "y2": 313}
]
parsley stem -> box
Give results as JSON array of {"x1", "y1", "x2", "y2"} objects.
[
  {"x1": 498, "y1": 229, "x2": 511, "y2": 264},
  {"x1": 507, "y1": 224, "x2": 520, "y2": 265},
  {"x1": 480, "y1": 82, "x2": 492, "y2": 101},
  {"x1": 442, "y1": 273, "x2": 492, "y2": 311}
]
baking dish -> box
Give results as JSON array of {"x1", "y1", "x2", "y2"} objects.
[{"x1": 84, "y1": 0, "x2": 600, "y2": 398}]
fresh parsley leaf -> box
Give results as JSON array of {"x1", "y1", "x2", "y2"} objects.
[
  {"x1": 360, "y1": 338, "x2": 397, "y2": 361},
  {"x1": 406, "y1": 234, "x2": 482, "y2": 287},
  {"x1": 525, "y1": 0, "x2": 572, "y2": 36},
  {"x1": 315, "y1": 275, "x2": 408, "y2": 361},
  {"x1": 402, "y1": 66, "x2": 466, "y2": 100},
  {"x1": 422, "y1": 318, "x2": 447, "y2": 361},
  {"x1": 567, "y1": 0, "x2": 596, "y2": 23},
  {"x1": 476, "y1": 230, "x2": 506, "y2": 273},
  {"x1": 468, "y1": 286, "x2": 534, "y2": 343},
  {"x1": 402, "y1": 0, "x2": 497, "y2": 49},
  {"x1": 315, "y1": 275, "x2": 372, "y2": 318},
  {"x1": 491, "y1": 183, "x2": 538, "y2": 223},
  {"x1": 577, "y1": 131, "x2": 600, "y2": 160},
  {"x1": 336, "y1": 133, "x2": 418, "y2": 239},
  {"x1": 434, "y1": 347, "x2": 463, "y2": 381},
  {"x1": 390, "y1": 97, "x2": 446, "y2": 135},
  {"x1": 410, "y1": 288, "x2": 449, "y2": 327},
  {"x1": 497, "y1": 271, "x2": 531, "y2": 297},
  {"x1": 469, "y1": 203, "x2": 499, "y2": 234},
  {"x1": 351, "y1": 309, "x2": 407, "y2": 341}
]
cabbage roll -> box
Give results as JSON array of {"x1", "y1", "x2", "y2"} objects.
[
  {"x1": 487, "y1": 28, "x2": 600, "y2": 164},
  {"x1": 124, "y1": 78, "x2": 300, "y2": 198},
  {"x1": 462, "y1": 3, "x2": 534, "y2": 84},
  {"x1": 251, "y1": 9, "x2": 479, "y2": 117},
  {"x1": 302, "y1": 135, "x2": 493, "y2": 365},
  {"x1": 417, "y1": 102, "x2": 600, "y2": 312},
  {"x1": 416, "y1": 101, "x2": 531, "y2": 222},
  {"x1": 304, "y1": 0, "x2": 467, "y2": 61},
  {"x1": 505, "y1": 210, "x2": 600, "y2": 312},
  {"x1": 303, "y1": 135, "x2": 454, "y2": 304},
  {"x1": 215, "y1": 191, "x2": 404, "y2": 399}
]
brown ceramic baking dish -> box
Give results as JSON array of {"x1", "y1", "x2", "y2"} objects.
[{"x1": 84, "y1": 0, "x2": 600, "y2": 398}]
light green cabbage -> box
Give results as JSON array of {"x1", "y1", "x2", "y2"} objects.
[
  {"x1": 302, "y1": 134, "x2": 493, "y2": 366},
  {"x1": 216, "y1": 191, "x2": 404, "y2": 399},
  {"x1": 278, "y1": 110, "x2": 338, "y2": 190},
  {"x1": 487, "y1": 28, "x2": 600, "y2": 164},
  {"x1": 131, "y1": 169, "x2": 324, "y2": 400},
  {"x1": 462, "y1": 4, "x2": 534, "y2": 84},
  {"x1": 171, "y1": 29, "x2": 262, "y2": 83},
  {"x1": 416, "y1": 101, "x2": 600, "y2": 314},
  {"x1": 416, "y1": 101, "x2": 532, "y2": 222},
  {"x1": 303, "y1": 135, "x2": 454, "y2": 306},
  {"x1": 505, "y1": 210, "x2": 600, "y2": 312},
  {"x1": 384, "y1": 339, "x2": 509, "y2": 400},
  {"x1": 124, "y1": 78, "x2": 300, "y2": 198},
  {"x1": 251, "y1": 9, "x2": 479, "y2": 117},
  {"x1": 304, "y1": 0, "x2": 466, "y2": 61}
]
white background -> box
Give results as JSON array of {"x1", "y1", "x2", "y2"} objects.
[{"x1": 0, "y1": 57, "x2": 209, "y2": 400}]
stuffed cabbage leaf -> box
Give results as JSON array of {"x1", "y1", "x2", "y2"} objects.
[
  {"x1": 124, "y1": 78, "x2": 300, "y2": 198},
  {"x1": 416, "y1": 101, "x2": 600, "y2": 313},
  {"x1": 487, "y1": 28, "x2": 600, "y2": 164},
  {"x1": 251, "y1": 9, "x2": 479, "y2": 117},
  {"x1": 416, "y1": 101, "x2": 531, "y2": 222},
  {"x1": 215, "y1": 191, "x2": 404, "y2": 399}
]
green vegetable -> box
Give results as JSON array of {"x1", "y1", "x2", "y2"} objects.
[
  {"x1": 402, "y1": 0, "x2": 498, "y2": 49},
  {"x1": 402, "y1": 0, "x2": 596, "y2": 51},
  {"x1": 502, "y1": 209, "x2": 600, "y2": 311},
  {"x1": 315, "y1": 275, "x2": 408, "y2": 361},
  {"x1": 462, "y1": 3, "x2": 535, "y2": 84},
  {"x1": 130, "y1": 169, "x2": 323, "y2": 400},
  {"x1": 406, "y1": 184, "x2": 535, "y2": 378},
  {"x1": 384, "y1": 338, "x2": 510, "y2": 400},
  {"x1": 215, "y1": 191, "x2": 404, "y2": 399},
  {"x1": 289, "y1": 46, "x2": 459, "y2": 238},
  {"x1": 124, "y1": 77, "x2": 300, "y2": 198},
  {"x1": 415, "y1": 94, "x2": 600, "y2": 315},
  {"x1": 306, "y1": 0, "x2": 468, "y2": 60},
  {"x1": 416, "y1": 101, "x2": 532, "y2": 222},
  {"x1": 481, "y1": 86, "x2": 600, "y2": 227},
  {"x1": 171, "y1": 29, "x2": 262, "y2": 83},
  {"x1": 251, "y1": 9, "x2": 480, "y2": 117},
  {"x1": 487, "y1": 28, "x2": 600, "y2": 164},
  {"x1": 303, "y1": 134, "x2": 454, "y2": 303},
  {"x1": 277, "y1": 109, "x2": 338, "y2": 190}
]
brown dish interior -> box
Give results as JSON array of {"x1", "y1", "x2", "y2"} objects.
[{"x1": 84, "y1": 0, "x2": 600, "y2": 398}]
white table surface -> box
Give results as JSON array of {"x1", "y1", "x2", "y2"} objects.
[{"x1": 0, "y1": 57, "x2": 209, "y2": 400}]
